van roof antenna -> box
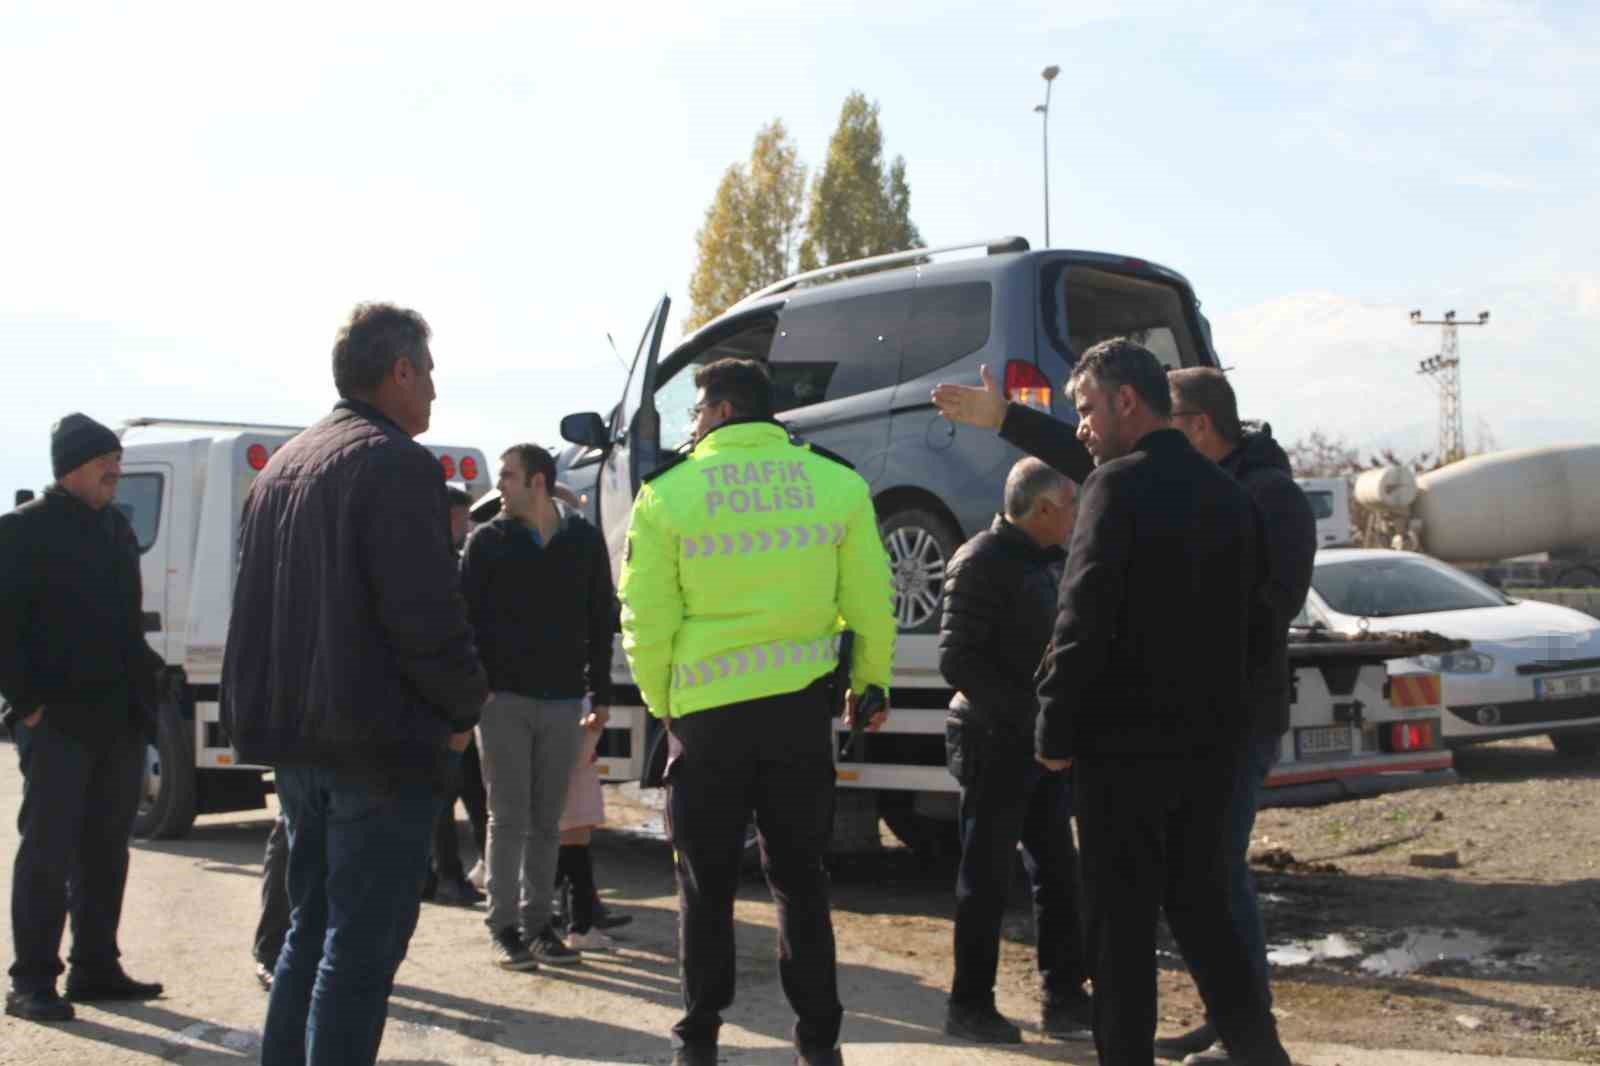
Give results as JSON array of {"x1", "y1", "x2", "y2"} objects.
[{"x1": 605, "y1": 333, "x2": 628, "y2": 374}]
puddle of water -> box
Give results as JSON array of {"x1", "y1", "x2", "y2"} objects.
[
  {"x1": 1267, "y1": 933, "x2": 1362, "y2": 967},
  {"x1": 1359, "y1": 928, "x2": 1495, "y2": 976}
]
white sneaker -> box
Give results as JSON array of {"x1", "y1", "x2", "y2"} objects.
[
  {"x1": 466, "y1": 859, "x2": 487, "y2": 891},
  {"x1": 566, "y1": 928, "x2": 617, "y2": 952}
]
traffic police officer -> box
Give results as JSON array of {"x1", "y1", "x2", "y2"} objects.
[{"x1": 619, "y1": 357, "x2": 895, "y2": 1066}]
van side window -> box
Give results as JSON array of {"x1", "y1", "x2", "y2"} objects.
[
  {"x1": 1041, "y1": 264, "x2": 1200, "y2": 369},
  {"x1": 113, "y1": 473, "x2": 163, "y2": 553},
  {"x1": 900, "y1": 282, "x2": 993, "y2": 382},
  {"x1": 768, "y1": 289, "x2": 909, "y2": 411}
]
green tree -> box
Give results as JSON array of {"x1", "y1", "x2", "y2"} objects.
[
  {"x1": 799, "y1": 91, "x2": 923, "y2": 271},
  {"x1": 685, "y1": 120, "x2": 807, "y2": 331}
]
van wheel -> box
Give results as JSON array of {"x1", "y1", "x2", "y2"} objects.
[
  {"x1": 880, "y1": 508, "x2": 960, "y2": 634},
  {"x1": 134, "y1": 700, "x2": 197, "y2": 839},
  {"x1": 1551, "y1": 730, "x2": 1600, "y2": 758}
]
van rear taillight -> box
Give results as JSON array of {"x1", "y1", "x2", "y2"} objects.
[
  {"x1": 460, "y1": 456, "x2": 479, "y2": 481},
  {"x1": 439, "y1": 454, "x2": 456, "y2": 479},
  {"x1": 246, "y1": 444, "x2": 269, "y2": 471},
  {"x1": 1004, "y1": 361, "x2": 1052, "y2": 412}
]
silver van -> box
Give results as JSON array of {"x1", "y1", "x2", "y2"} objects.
[{"x1": 560, "y1": 235, "x2": 1220, "y2": 632}]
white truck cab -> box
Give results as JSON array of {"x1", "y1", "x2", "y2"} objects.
[
  {"x1": 1297, "y1": 476, "x2": 1356, "y2": 549},
  {"x1": 114, "y1": 418, "x2": 491, "y2": 838}
]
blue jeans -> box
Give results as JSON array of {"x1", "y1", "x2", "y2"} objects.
[
  {"x1": 1227, "y1": 734, "x2": 1282, "y2": 1007},
  {"x1": 260, "y1": 764, "x2": 445, "y2": 1066}
]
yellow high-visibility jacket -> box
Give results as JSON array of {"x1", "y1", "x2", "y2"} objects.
[{"x1": 618, "y1": 419, "x2": 895, "y2": 720}]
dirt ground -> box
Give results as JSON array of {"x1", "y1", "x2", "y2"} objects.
[
  {"x1": 1, "y1": 734, "x2": 1595, "y2": 1064},
  {"x1": 773, "y1": 736, "x2": 1600, "y2": 1063}
]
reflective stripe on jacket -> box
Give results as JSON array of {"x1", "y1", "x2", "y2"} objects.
[{"x1": 618, "y1": 420, "x2": 895, "y2": 720}]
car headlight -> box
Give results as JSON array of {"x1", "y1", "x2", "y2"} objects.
[{"x1": 1416, "y1": 651, "x2": 1494, "y2": 674}]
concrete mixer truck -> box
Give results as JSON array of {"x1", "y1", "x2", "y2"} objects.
[{"x1": 1355, "y1": 442, "x2": 1600, "y2": 589}]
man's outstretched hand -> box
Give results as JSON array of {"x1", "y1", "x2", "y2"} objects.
[{"x1": 930, "y1": 363, "x2": 1007, "y2": 430}]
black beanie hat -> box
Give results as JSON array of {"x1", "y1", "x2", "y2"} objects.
[{"x1": 51, "y1": 413, "x2": 122, "y2": 480}]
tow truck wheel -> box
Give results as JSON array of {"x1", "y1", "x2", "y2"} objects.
[
  {"x1": 133, "y1": 700, "x2": 197, "y2": 839},
  {"x1": 1551, "y1": 729, "x2": 1600, "y2": 758},
  {"x1": 878, "y1": 791, "x2": 960, "y2": 861}
]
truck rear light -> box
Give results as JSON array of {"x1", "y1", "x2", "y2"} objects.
[
  {"x1": 439, "y1": 454, "x2": 456, "y2": 479},
  {"x1": 460, "y1": 456, "x2": 479, "y2": 481},
  {"x1": 1004, "y1": 360, "x2": 1052, "y2": 412},
  {"x1": 246, "y1": 444, "x2": 269, "y2": 471},
  {"x1": 1389, "y1": 721, "x2": 1434, "y2": 751}
]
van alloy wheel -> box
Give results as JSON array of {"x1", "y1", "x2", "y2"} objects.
[{"x1": 879, "y1": 509, "x2": 959, "y2": 633}]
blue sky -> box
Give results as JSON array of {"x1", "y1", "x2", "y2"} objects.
[{"x1": 2, "y1": 0, "x2": 1595, "y2": 497}]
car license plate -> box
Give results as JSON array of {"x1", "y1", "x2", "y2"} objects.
[
  {"x1": 1535, "y1": 672, "x2": 1600, "y2": 701},
  {"x1": 1296, "y1": 725, "x2": 1353, "y2": 758}
]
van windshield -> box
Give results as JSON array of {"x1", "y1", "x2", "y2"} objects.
[
  {"x1": 1041, "y1": 264, "x2": 1200, "y2": 369},
  {"x1": 1304, "y1": 490, "x2": 1334, "y2": 520}
]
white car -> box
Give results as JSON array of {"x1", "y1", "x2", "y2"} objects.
[{"x1": 1301, "y1": 549, "x2": 1600, "y2": 754}]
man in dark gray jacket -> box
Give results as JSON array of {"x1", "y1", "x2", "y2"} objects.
[
  {"x1": 939, "y1": 458, "x2": 1091, "y2": 1045},
  {"x1": 1155, "y1": 368, "x2": 1316, "y2": 1064},
  {"x1": 222, "y1": 303, "x2": 490, "y2": 1066}
]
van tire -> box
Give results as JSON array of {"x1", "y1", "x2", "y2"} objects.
[
  {"x1": 133, "y1": 700, "x2": 197, "y2": 839},
  {"x1": 1551, "y1": 730, "x2": 1600, "y2": 758},
  {"x1": 879, "y1": 508, "x2": 961, "y2": 634}
]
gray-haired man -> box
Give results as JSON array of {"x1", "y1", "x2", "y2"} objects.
[{"x1": 939, "y1": 458, "x2": 1092, "y2": 1044}]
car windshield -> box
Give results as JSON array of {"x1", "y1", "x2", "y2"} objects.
[{"x1": 1313, "y1": 555, "x2": 1509, "y2": 618}]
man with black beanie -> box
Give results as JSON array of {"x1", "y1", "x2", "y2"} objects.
[{"x1": 1, "y1": 413, "x2": 166, "y2": 1023}]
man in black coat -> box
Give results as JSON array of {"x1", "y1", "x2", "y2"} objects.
[
  {"x1": 0, "y1": 414, "x2": 165, "y2": 1022},
  {"x1": 222, "y1": 303, "x2": 490, "y2": 1066},
  {"x1": 939, "y1": 458, "x2": 1091, "y2": 1045},
  {"x1": 1034, "y1": 339, "x2": 1290, "y2": 1066},
  {"x1": 1156, "y1": 369, "x2": 1316, "y2": 1063}
]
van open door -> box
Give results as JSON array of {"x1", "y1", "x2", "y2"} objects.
[{"x1": 583, "y1": 295, "x2": 670, "y2": 580}]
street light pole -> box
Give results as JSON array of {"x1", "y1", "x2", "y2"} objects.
[{"x1": 1035, "y1": 64, "x2": 1060, "y2": 248}]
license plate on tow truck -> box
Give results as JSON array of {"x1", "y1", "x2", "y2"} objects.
[{"x1": 1296, "y1": 725, "x2": 1353, "y2": 758}]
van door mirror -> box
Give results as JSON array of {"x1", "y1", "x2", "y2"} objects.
[
  {"x1": 560, "y1": 412, "x2": 609, "y2": 449},
  {"x1": 13, "y1": 489, "x2": 33, "y2": 507}
]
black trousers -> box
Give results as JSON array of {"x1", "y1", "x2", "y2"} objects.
[
  {"x1": 665, "y1": 678, "x2": 842, "y2": 1054},
  {"x1": 9, "y1": 716, "x2": 144, "y2": 992},
  {"x1": 1074, "y1": 753, "x2": 1281, "y2": 1066},
  {"x1": 254, "y1": 815, "x2": 290, "y2": 969},
  {"x1": 948, "y1": 719, "x2": 1086, "y2": 1008},
  {"x1": 431, "y1": 738, "x2": 487, "y2": 882}
]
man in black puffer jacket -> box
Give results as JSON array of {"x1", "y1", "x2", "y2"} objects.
[
  {"x1": 938, "y1": 458, "x2": 1091, "y2": 1046},
  {"x1": 1, "y1": 414, "x2": 166, "y2": 1023},
  {"x1": 1154, "y1": 369, "x2": 1316, "y2": 1065},
  {"x1": 222, "y1": 303, "x2": 490, "y2": 1066}
]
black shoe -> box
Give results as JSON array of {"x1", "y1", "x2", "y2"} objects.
[
  {"x1": 434, "y1": 877, "x2": 484, "y2": 907},
  {"x1": 592, "y1": 900, "x2": 634, "y2": 931},
  {"x1": 672, "y1": 1046, "x2": 718, "y2": 1066},
  {"x1": 63, "y1": 968, "x2": 162, "y2": 1002},
  {"x1": 1183, "y1": 1042, "x2": 1292, "y2": 1066},
  {"x1": 943, "y1": 1001, "x2": 1022, "y2": 1045},
  {"x1": 528, "y1": 924, "x2": 582, "y2": 966},
  {"x1": 491, "y1": 927, "x2": 539, "y2": 972},
  {"x1": 1041, "y1": 989, "x2": 1094, "y2": 1039},
  {"x1": 795, "y1": 1047, "x2": 844, "y2": 1066},
  {"x1": 5, "y1": 989, "x2": 74, "y2": 1022},
  {"x1": 1156, "y1": 1022, "x2": 1217, "y2": 1060},
  {"x1": 253, "y1": 961, "x2": 274, "y2": 991}
]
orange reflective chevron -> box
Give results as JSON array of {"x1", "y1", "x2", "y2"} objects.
[{"x1": 1390, "y1": 673, "x2": 1442, "y2": 708}]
